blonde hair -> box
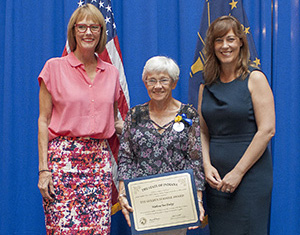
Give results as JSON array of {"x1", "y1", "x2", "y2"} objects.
[
  {"x1": 142, "y1": 56, "x2": 180, "y2": 82},
  {"x1": 67, "y1": 4, "x2": 107, "y2": 54},
  {"x1": 203, "y1": 15, "x2": 250, "y2": 85}
]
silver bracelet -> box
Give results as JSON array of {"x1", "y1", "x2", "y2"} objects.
[
  {"x1": 38, "y1": 169, "x2": 51, "y2": 175},
  {"x1": 198, "y1": 199, "x2": 203, "y2": 204},
  {"x1": 118, "y1": 193, "x2": 126, "y2": 200}
]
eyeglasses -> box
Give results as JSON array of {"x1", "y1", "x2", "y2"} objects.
[
  {"x1": 145, "y1": 78, "x2": 172, "y2": 86},
  {"x1": 74, "y1": 24, "x2": 101, "y2": 33}
]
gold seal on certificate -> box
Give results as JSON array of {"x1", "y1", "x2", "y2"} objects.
[{"x1": 124, "y1": 169, "x2": 200, "y2": 234}]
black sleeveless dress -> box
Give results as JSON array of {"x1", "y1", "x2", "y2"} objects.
[{"x1": 201, "y1": 71, "x2": 273, "y2": 235}]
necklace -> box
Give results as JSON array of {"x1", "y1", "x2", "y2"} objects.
[{"x1": 150, "y1": 119, "x2": 174, "y2": 130}]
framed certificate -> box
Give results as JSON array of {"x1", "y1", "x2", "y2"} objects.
[{"x1": 124, "y1": 169, "x2": 200, "y2": 234}]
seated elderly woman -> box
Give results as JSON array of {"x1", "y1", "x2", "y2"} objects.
[{"x1": 117, "y1": 56, "x2": 205, "y2": 235}]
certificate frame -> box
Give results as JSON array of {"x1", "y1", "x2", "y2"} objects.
[{"x1": 124, "y1": 169, "x2": 200, "y2": 234}]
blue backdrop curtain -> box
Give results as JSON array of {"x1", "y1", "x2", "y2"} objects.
[
  {"x1": 270, "y1": 0, "x2": 300, "y2": 234},
  {"x1": 0, "y1": 0, "x2": 299, "y2": 234}
]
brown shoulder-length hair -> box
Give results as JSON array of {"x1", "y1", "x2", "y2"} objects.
[
  {"x1": 203, "y1": 15, "x2": 250, "y2": 85},
  {"x1": 67, "y1": 4, "x2": 107, "y2": 54}
]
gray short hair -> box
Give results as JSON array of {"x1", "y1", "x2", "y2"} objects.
[{"x1": 142, "y1": 56, "x2": 180, "y2": 82}]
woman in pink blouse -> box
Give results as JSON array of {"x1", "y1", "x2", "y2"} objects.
[{"x1": 37, "y1": 4, "x2": 122, "y2": 234}]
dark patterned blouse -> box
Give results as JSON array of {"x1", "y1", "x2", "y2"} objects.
[{"x1": 117, "y1": 102, "x2": 205, "y2": 190}]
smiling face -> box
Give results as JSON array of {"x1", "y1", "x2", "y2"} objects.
[
  {"x1": 144, "y1": 72, "x2": 177, "y2": 103},
  {"x1": 74, "y1": 16, "x2": 101, "y2": 53},
  {"x1": 214, "y1": 29, "x2": 243, "y2": 67}
]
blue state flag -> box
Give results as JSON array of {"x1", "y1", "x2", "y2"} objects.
[{"x1": 188, "y1": 0, "x2": 260, "y2": 108}]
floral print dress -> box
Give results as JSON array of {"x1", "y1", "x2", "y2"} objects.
[{"x1": 118, "y1": 103, "x2": 205, "y2": 191}]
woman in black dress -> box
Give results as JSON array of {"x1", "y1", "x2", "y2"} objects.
[{"x1": 198, "y1": 16, "x2": 275, "y2": 234}]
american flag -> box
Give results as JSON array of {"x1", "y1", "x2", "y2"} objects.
[{"x1": 63, "y1": 0, "x2": 130, "y2": 215}]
